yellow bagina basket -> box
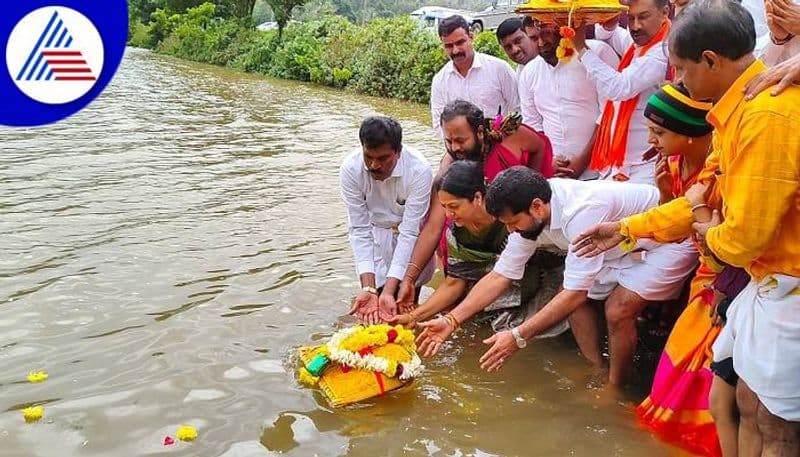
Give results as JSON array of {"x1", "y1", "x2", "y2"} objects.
[
  {"x1": 516, "y1": 0, "x2": 628, "y2": 25},
  {"x1": 298, "y1": 343, "x2": 412, "y2": 407}
]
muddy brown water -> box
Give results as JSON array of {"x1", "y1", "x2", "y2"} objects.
[{"x1": 0, "y1": 47, "x2": 689, "y2": 457}]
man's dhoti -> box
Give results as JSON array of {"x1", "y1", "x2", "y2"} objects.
[
  {"x1": 588, "y1": 238, "x2": 698, "y2": 302},
  {"x1": 713, "y1": 274, "x2": 800, "y2": 421}
]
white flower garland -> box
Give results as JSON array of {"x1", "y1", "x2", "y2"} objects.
[{"x1": 326, "y1": 326, "x2": 424, "y2": 381}]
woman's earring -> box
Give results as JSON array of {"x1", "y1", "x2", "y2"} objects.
[{"x1": 688, "y1": 138, "x2": 693, "y2": 144}]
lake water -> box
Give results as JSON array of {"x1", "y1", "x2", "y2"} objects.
[{"x1": 0, "y1": 47, "x2": 686, "y2": 457}]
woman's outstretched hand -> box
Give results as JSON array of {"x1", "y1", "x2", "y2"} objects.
[{"x1": 415, "y1": 317, "x2": 455, "y2": 357}]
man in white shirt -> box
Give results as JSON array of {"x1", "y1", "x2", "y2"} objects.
[
  {"x1": 572, "y1": 0, "x2": 671, "y2": 184},
  {"x1": 340, "y1": 116, "x2": 434, "y2": 324},
  {"x1": 431, "y1": 15, "x2": 519, "y2": 137},
  {"x1": 519, "y1": 22, "x2": 620, "y2": 179},
  {"x1": 416, "y1": 167, "x2": 697, "y2": 385},
  {"x1": 496, "y1": 17, "x2": 539, "y2": 78}
]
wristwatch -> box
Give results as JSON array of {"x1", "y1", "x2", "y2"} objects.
[
  {"x1": 511, "y1": 327, "x2": 527, "y2": 349},
  {"x1": 361, "y1": 286, "x2": 378, "y2": 295}
]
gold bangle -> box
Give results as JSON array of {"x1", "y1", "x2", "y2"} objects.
[
  {"x1": 448, "y1": 313, "x2": 460, "y2": 327},
  {"x1": 691, "y1": 203, "x2": 709, "y2": 212},
  {"x1": 407, "y1": 262, "x2": 422, "y2": 273},
  {"x1": 444, "y1": 313, "x2": 460, "y2": 331}
]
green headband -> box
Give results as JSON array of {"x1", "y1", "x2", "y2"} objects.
[{"x1": 644, "y1": 83, "x2": 713, "y2": 137}]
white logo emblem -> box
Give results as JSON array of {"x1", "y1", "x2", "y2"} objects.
[{"x1": 5, "y1": 7, "x2": 105, "y2": 105}]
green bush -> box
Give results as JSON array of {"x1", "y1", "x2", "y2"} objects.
[
  {"x1": 228, "y1": 30, "x2": 279, "y2": 73},
  {"x1": 127, "y1": 5, "x2": 478, "y2": 105},
  {"x1": 128, "y1": 19, "x2": 153, "y2": 48}
]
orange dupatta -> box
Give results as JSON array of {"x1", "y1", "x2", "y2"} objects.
[{"x1": 589, "y1": 21, "x2": 672, "y2": 173}]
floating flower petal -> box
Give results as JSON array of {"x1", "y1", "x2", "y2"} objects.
[
  {"x1": 22, "y1": 406, "x2": 43, "y2": 423},
  {"x1": 176, "y1": 425, "x2": 198, "y2": 442},
  {"x1": 27, "y1": 371, "x2": 48, "y2": 383}
]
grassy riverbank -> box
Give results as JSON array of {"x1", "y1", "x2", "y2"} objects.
[{"x1": 128, "y1": 2, "x2": 510, "y2": 104}]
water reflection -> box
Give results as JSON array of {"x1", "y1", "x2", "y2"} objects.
[{"x1": 0, "y1": 48, "x2": 681, "y2": 456}]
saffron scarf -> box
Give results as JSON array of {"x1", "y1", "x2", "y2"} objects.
[{"x1": 590, "y1": 20, "x2": 671, "y2": 172}]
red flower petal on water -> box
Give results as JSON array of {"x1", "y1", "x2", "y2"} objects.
[
  {"x1": 164, "y1": 436, "x2": 175, "y2": 446},
  {"x1": 387, "y1": 329, "x2": 398, "y2": 343}
]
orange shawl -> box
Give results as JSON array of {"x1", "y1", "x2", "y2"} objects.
[{"x1": 590, "y1": 21, "x2": 671, "y2": 172}]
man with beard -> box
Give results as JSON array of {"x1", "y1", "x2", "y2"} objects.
[
  {"x1": 572, "y1": 0, "x2": 671, "y2": 184},
  {"x1": 416, "y1": 167, "x2": 696, "y2": 385},
  {"x1": 496, "y1": 18, "x2": 539, "y2": 77},
  {"x1": 340, "y1": 116, "x2": 434, "y2": 325},
  {"x1": 431, "y1": 15, "x2": 519, "y2": 137},
  {"x1": 519, "y1": 22, "x2": 619, "y2": 179},
  {"x1": 437, "y1": 99, "x2": 552, "y2": 181},
  {"x1": 394, "y1": 100, "x2": 552, "y2": 311}
]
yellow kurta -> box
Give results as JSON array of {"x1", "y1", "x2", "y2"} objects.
[
  {"x1": 704, "y1": 60, "x2": 800, "y2": 281},
  {"x1": 624, "y1": 60, "x2": 800, "y2": 280}
]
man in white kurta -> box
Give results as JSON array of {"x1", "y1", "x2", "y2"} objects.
[
  {"x1": 572, "y1": 0, "x2": 672, "y2": 184},
  {"x1": 340, "y1": 116, "x2": 434, "y2": 324},
  {"x1": 431, "y1": 15, "x2": 519, "y2": 137},
  {"x1": 519, "y1": 23, "x2": 619, "y2": 180},
  {"x1": 416, "y1": 168, "x2": 697, "y2": 385}
]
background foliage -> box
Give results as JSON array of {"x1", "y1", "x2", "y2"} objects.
[{"x1": 127, "y1": 1, "x2": 511, "y2": 104}]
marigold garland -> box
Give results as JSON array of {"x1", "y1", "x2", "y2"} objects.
[
  {"x1": 299, "y1": 324, "x2": 425, "y2": 386},
  {"x1": 556, "y1": 3, "x2": 579, "y2": 62},
  {"x1": 325, "y1": 325, "x2": 422, "y2": 381}
]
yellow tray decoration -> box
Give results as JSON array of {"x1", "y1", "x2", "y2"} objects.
[
  {"x1": 297, "y1": 324, "x2": 424, "y2": 407},
  {"x1": 516, "y1": 0, "x2": 627, "y2": 25},
  {"x1": 517, "y1": 0, "x2": 627, "y2": 62}
]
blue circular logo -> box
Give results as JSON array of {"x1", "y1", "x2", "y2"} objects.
[{"x1": 1, "y1": 1, "x2": 127, "y2": 127}]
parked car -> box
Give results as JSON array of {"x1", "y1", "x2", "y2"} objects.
[
  {"x1": 470, "y1": 0, "x2": 527, "y2": 34},
  {"x1": 256, "y1": 20, "x2": 298, "y2": 32},
  {"x1": 411, "y1": 6, "x2": 475, "y2": 32},
  {"x1": 412, "y1": 1, "x2": 526, "y2": 36}
]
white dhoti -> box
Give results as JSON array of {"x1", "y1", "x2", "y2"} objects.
[
  {"x1": 588, "y1": 238, "x2": 698, "y2": 302},
  {"x1": 713, "y1": 274, "x2": 800, "y2": 421},
  {"x1": 371, "y1": 222, "x2": 433, "y2": 289}
]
